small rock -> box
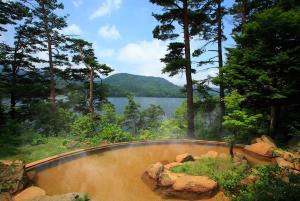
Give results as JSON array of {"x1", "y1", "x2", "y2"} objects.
[
  {"x1": 275, "y1": 157, "x2": 294, "y2": 169},
  {"x1": 240, "y1": 175, "x2": 258, "y2": 186},
  {"x1": 175, "y1": 153, "x2": 194, "y2": 163},
  {"x1": 172, "y1": 175, "x2": 218, "y2": 193},
  {"x1": 164, "y1": 162, "x2": 182, "y2": 170},
  {"x1": 13, "y1": 186, "x2": 46, "y2": 201},
  {"x1": 146, "y1": 162, "x2": 164, "y2": 180}
]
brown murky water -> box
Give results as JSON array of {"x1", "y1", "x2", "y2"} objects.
[{"x1": 33, "y1": 143, "x2": 271, "y2": 201}]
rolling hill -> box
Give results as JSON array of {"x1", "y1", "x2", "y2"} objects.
[{"x1": 102, "y1": 73, "x2": 185, "y2": 97}]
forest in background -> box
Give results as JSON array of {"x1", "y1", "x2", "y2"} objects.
[{"x1": 0, "y1": 0, "x2": 299, "y2": 161}]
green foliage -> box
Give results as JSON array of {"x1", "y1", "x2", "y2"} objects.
[
  {"x1": 223, "y1": 91, "x2": 262, "y2": 143},
  {"x1": 99, "y1": 103, "x2": 119, "y2": 126},
  {"x1": 123, "y1": 95, "x2": 141, "y2": 134},
  {"x1": 91, "y1": 124, "x2": 132, "y2": 144},
  {"x1": 139, "y1": 104, "x2": 165, "y2": 130},
  {"x1": 220, "y1": 0, "x2": 300, "y2": 139},
  {"x1": 31, "y1": 103, "x2": 76, "y2": 136},
  {"x1": 71, "y1": 115, "x2": 96, "y2": 140},
  {"x1": 75, "y1": 194, "x2": 90, "y2": 201},
  {"x1": 173, "y1": 101, "x2": 188, "y2": 129},
  {"x1": 234, "y1": 165, "x2": 300, "y2": 201}
]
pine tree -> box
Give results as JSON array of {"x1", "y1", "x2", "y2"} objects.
[
  {"x1": 67, "y1": 38, "x2": 113, "y2": 114},
  {"x1": 150, "y1": 0, "x2": 212, "y2": 137},
  {"x1": 28, "y1": 0, "x2": 68, "y2": 112},
  {"x1": 222, "y1": 0, "x2": 300, "y2": 139},
  {"x1": 0, "y1": 0, "x2": 29, "y2": 34}
]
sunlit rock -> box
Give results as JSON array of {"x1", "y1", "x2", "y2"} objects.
[
  {"x1": 13, "y1": 186, "x2": 46, "y2": 201},
  {"x1": 172, "y1": 175, "x2": 218, "y2": 193},
  {"x1": 245, "y1": 142, "x2": 274, "y2": 157},
  {"x1": 146, "y1": 162, "x2": 164, "y2": 180}
]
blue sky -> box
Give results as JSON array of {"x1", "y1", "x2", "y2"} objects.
[{"x1": 1, "y1": 0, "x2": 237, "y2": 86}]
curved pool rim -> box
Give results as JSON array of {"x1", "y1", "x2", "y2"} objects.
[{"x1": 25, "y1": 139, "x2": 275, "y2": 171}]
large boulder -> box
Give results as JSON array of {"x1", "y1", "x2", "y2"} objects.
[
  {"x1": 146, "y1": 162, "x2": 164, "y2": 180},
  {"x1": 0, "y1": 160, "x2": 27, "y2": 194},
  {"x1": 245, "y1": 142, "x2": 274, "y2": 157},
  {"x1": 13, "y1": 186, "x2": 46, "y2": 201},
  {"x1": 175, "y1": 153, "x2": 194, "y2": 163},
  {"x1": 172, "y1": 175, "x2": 218, "y2": 193}
]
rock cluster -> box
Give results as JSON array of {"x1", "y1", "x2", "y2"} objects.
[
  {"x1": 143, "y1": 153, "x2": 219, "y2": 200},
  {"x1": 244, "y1": 135, "x2": 300, "y2": 174}
]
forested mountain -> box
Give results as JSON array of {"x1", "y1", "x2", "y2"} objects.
[{"x1": 102, "y1": 73, "x2": 184, "y2": 97}]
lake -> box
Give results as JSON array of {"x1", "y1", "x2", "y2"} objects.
[{"x1": 108, "y1": 97, "x2": 185, "y2": 118}]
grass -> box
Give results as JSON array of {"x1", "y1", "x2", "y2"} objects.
[{"x1": 0, "y1": 137, "x2": 88, "y2": 163}]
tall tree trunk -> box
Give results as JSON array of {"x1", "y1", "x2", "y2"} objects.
[
  {"x1": 10, "y1": 64, "x2": 17, "y2": 119},
  {"x1": 42, "y1": 2, "x2": 56, "y2": 112},
  {"x1": 89, "y1": 68, "x2": 94, "y2": 114},
  {"x1": 217, "y1": 0, "x2": 225, "y2": 132},
  {"x1": 183, "y1": 0, "x2": 194, "y2": 137},
  {"x1": 241, "y1": 0, "x2": 247, "y2": 33}
]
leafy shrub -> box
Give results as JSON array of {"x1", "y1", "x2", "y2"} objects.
[
  {"x1": 158, "y1": 119, "x2": 185, "y2": 139},
  {"x1": 139, "y1": 130, "x2": 156, "y2": 140},
  {"x1": 71, "y1": 115, "x2": 96, "y2": 140},
  {"x1": 233, "y1": 165, "x2": 300, "y2": 201},
  {"x1": 89, "y1": 124, "x2": 133, "y2": 144},
  {"x1": 100, "y1": 124, "x2": 132, "y2": 142}
]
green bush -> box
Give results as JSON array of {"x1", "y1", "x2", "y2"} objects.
[
  {"x1": 71, "y1": 115, "x2": 96, "y2": 140},
  {"x1": 234, "y1": 165, "x2": 300, "y2": 201}
]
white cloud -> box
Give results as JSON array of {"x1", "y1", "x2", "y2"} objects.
[
  {"x1": 116, "y1": 40, "x2": 187, "y2": 84},
  {"x1": 98, "y1": 25, "x2": 121, "y2": 40},
  {"x1": 89, "y1": 0, "x2": 122, "y2": 19},
  {"x1": 61, "y1": 24, "x2": 83, "y2": 36},
  {"x1": 97, "y1": 49, "x2": 115, "y2": 58},
  {"x1": 72, "y1": 0, "x2": 83, "y2": 7}
]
